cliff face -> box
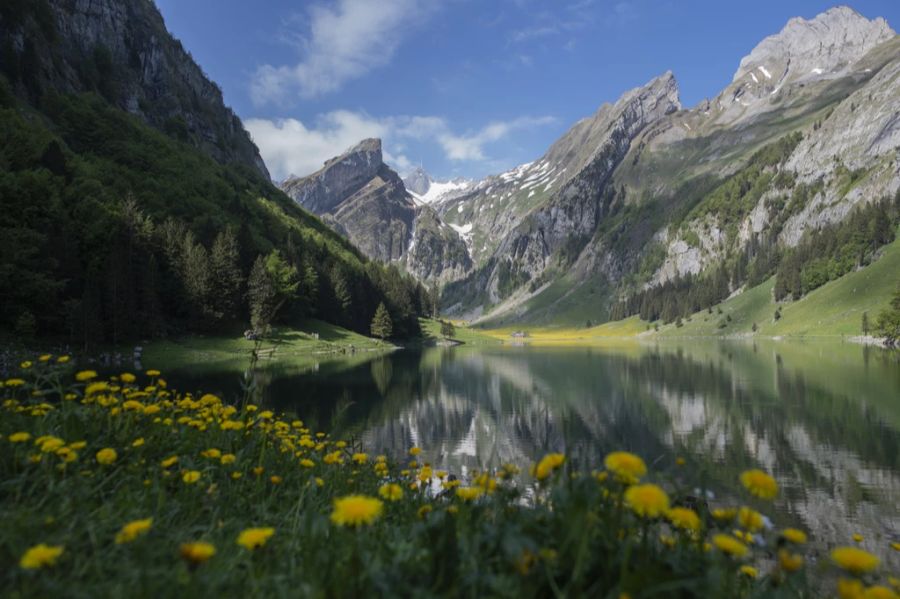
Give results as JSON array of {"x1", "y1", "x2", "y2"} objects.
[
  {"x1": 0, "y1": 0, "x2": 269, "y2": 179},
  {"x1": 281, "y1": 139, "x2": 471, "y2": 283}
]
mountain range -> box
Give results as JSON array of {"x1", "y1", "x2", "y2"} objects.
[{"x1": 284, "y1": 6, "x2": 900, "y2": 327}]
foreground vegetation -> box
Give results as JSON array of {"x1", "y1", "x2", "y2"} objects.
[{"x1": 2, "y1": 361, "x2": 899, "y2": 597}]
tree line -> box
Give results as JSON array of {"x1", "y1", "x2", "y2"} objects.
[{"x1": 610, "y1": 191, "x2": 900, "y2": 324}]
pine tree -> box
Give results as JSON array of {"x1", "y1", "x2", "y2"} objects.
[
  {"x1": 210, "y1": 229, "x2": 243, "y2": 322},
  {"x1": 247, "y1": 256, "x2": 275, "y2": 332},
  {"x1": 247, "y1": 250, "x2": 300, "y2": 333},
  {"x1": 861, "y1": 311, "x2": 869, "y2": 336},
  {"x1": 440, "y1": 320, "x2": 455, "y2": 339},
  {"x1": 429, "y1": 283, "x2": 440, "y2": 318},
  {"x1": 370, "y1": 302, "x2": 393, "y2": 340},
  {"x1": 181, "y1": 233, "x2": 213, "y2": 327}
]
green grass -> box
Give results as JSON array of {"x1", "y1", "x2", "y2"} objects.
[
  {"x1": 661, "y1": 236, "x2": 900, "y2": 338},
  {"x1": 417, "y1": 319, "x2": 500, "y2": 346},
  {"x1": 141, "y1": 320, "x2": 390, "y2": 372}
]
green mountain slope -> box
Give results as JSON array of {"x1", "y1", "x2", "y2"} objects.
[
  {"x1": 0, "y1": 0, "x2": 429, "y2": 344},
  {"x1": 658, "y1": 233, "x2": 900, "y2": 337}
]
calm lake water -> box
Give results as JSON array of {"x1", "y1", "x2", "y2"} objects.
[{"x1": 167, "y1": 339, "x2": 900, "y2": 561}]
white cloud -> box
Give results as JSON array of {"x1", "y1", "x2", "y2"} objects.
[
  {"x1": 437, "y1": 116, "x2": 556, "y2": 161},
  {"x1": 245, "y1": 111, "x2": 389, "y2": 180},
  {"x1": 251, "y1": 0, "x2": 436, "y2": 104},
  {"x1": 246, "y1": 111, "x2": 556, "y2": 180}
]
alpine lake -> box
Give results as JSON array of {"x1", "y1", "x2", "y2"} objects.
[{"x1": 160, "y1": 338, "x2": 900, "y2": 565}]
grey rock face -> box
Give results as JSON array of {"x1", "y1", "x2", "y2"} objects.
[
  {"x1": 1, "y1": 0, "x2": 270, "y2": 179},
  {"x1": 733, "y1": 6, "x2": 894, "y2": 86},
  {"x1": 457, "y1": 72, "x2": 681, "y2": 304},
  {"x1": 282, "y1": 139, "x2": 384, "y2": 215},
  {"x1": 403, "y1": 207, "x2": 473, "y2": 284},
  {"x1": 281, "y1": 139, "x2": 472, "y2": 283}
]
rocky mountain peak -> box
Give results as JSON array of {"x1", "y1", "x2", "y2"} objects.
[
  {"x1": 617, "y1": 70, "x2": 681, "y2": 114},
  {"x1": 732, "y1": 6, "x2": 895, "y2": 85},
  {"x1": 403, "y1": 166, "x2": 433, "y2": 196},
  {"x1": 282, "y1": 138, "x2": 386, "y2": 215}
]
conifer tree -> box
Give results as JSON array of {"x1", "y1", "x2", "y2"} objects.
[{"x1": 370, "y1": 302, "x2": 393, "y2": 340}]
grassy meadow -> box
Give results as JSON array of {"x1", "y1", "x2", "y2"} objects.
[{"x1": 6, "y1": 359, "x2": 899, "y2": 597}]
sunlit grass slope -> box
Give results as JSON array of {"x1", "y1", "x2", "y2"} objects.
[{"x1": 661, "y1": 236, "x2": 900, "y2": 338}]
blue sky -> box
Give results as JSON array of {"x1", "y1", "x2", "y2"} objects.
[{"x1": 154, "y1": 0, "x2": 899, "y2": 181}]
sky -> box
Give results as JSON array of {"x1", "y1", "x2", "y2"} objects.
[{"x1": 153, "y1": 0, "x2": 899, "y2": 182}]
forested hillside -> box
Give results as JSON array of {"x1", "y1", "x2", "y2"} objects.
[{"x1": 0, "y1": 0, "x2": 429, "y2": 345}]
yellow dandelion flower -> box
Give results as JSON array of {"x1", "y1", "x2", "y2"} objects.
[
  {"x1": 831, "y1": 546, "x2": 879, "y2": 575},
  {"x1": 417, "y1": 505, "x2": 433, "y2": 519},
  {"x1": 455, "y1": 486, "x2": 484, "y2": 502},
  {"x1": 20, "y1": 361, "x2": 33, "y2": 369},
  {"x1": 19, "y1": 543, "x2": 64, "y2": 569},
  {"x1": 252, "y1": 466, "x2": 264, "y2": 476},
  {"x1": 838, "y1": 578, "x2": 865, "y2": 599},
  {"x1": 55, "y1": 447, "x2": 78, "y2": 463},
  {"x1": 378, "y1": 483, "x2": 403, "y2": 501},
  {"x1": 779, "y1": 549, "x2": 804, "y2": 572},
  {"x1": 75, "y1": 370, "x2": 98, "y2": 382},
  {"x1": 315, "y1": 477, "x2": 324, "y2": 487},
  {"x1": 201, "y1": 448, "x2": 221, "y2": 459},
  {"x1": 182, "y1": 470, "x2": 201, "y2": 484},
  {"x1": 9, "y1": 431, "x2": 31, "y2": 443},
  {"x1": 330, "y1": 495, "x2": 383, "y2": 527},
  {"x1": 712, "y1": 534, "x2": 748, "y2": 558},
  {"x1": 115, "y1": 518, "x2": 152, "y2": 544},
  {"x1": 57, "y1": 355, "x2": 71, "y2": 363},
  {"x1": 781, "y1": 528, "x2": 807, "y2": 544},
  {"x1": 862, "y1": 586, "x2": 898, "y2": 599},
  {"x1": 352, "y1": 453, "x2": 368, "y2": 464},
  {"x1": 300, "y1": 458, "x2": 315, "y2": 468},
  {"x1": 533, "y1": 453, "x2": 565, "y2": 480},
  {"x1": 38, "y1": 354, "x2": 52, "y2": 362},
  {"x1": 161, "y1": 456, "x2": 179, "y2": 468},
  {"x1": 624, "y1": 484, "x2": 670, "y2": 518},
  {"x1": 236, "y1": 527, "x2": 275, "y2": 550},
  {"x1": 891, "y1": 542, "x2": 900, "y2": 552},
  {"x1": 146, "y1": 370, "x2": 161, "y2": 377},
  {"x1": 667, "y1": 507, "x2": 701, "y2": 533},
  {"x1": 69, "y1": 441, "x2": 87, "y2": 450},
  {"x1": 220, "y1": 454, "x2": 236, "y2": 465},
  {"x1": 739, "y1": 565, "x2": 758, "y2": 579},
  {"x1": 132, "y1": 438, "x2": 145, "y2": 448},
  {"x1": 85, "y1": 382, "x2": 109, "y2": 396},
  {"x1": 409, "y1": 447, "x2": 421, "y2": 456},
  {"x1": 853, "y1": 533, "x2": 864, "y2": 543},
  {"x1": 737, "y1": 507, "x2": 764, "y2": 532},
  {"x1": 180, "y1": 541, "x2": 215, "y2": 564},
  {"x1": 39, "y1": 437, "x2": 65, "y2": 453},
  {"x1": 740, "y1": 469, "x2": 778, "y2": 499},
  {"x1": 231, "y1": 472, "x2": 242, "y2": 480},
  {"x1": 120, "y1": 373, "x2": 136, "y2": 384},
  {"x1": 269, "y1": 475, "x2": 282, "y2": 484},
  {"x1": 95, "y1": 448, "x2": 117, "y2": 465},
  {"x1": 604, "y1": 451, "x2": 647, "y2": 484},
  {"x1": 712, "y1": 507, "x2": 736, "y2": 522}
]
